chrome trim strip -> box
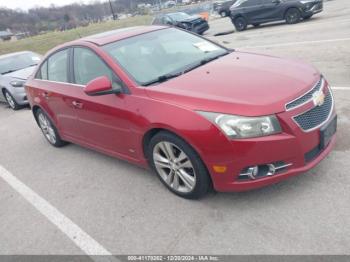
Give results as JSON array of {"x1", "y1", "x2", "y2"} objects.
[
  {"x1": 275, "y1": 163, "x2": 293, "y2": 170},
  {"x1": 292, "y1": 87, "x2": 334, "y2": 133},
  {"x1": 285, "y1": 77, "x2": 324, "y2": 111},
  {"x1": 34, "y1": 78, "x2": 85, "y2": 88}
]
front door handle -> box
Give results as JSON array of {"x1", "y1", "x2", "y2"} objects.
[
  {"x1": 43, "y1": 92, "x2": 50, "y2": 99},
  {"x1": 72, "y1": 100, "x2": 83, "y2": 109}
]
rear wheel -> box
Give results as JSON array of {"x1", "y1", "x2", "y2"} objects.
[
  {"x1": 285, "y1": 8, "x2": 301, "y2": 24},
  {"x1": 36, "y1": 109, "x2": 67, "y2": 147},
  {"x1": 4, "y1": 90, "x2": 20, "y2": 110},
  {"x1": 233, "y1": 17, "x2": 247, "y2": 31},
  {"x1": 148, "y1": 131, "x2": 211, "y2": 199}
]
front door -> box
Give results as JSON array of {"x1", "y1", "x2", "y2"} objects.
[{"x1": 71, "y1": 47, "x2": 134, "y2": 158}]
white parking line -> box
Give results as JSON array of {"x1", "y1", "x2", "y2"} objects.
[
  {"x1": 0, "y1": 165, "x2": 118, "y2": 261},
  {"x1": 238, "y1": 37, "x2": 350, "y2": 49},
  {"x1": 332, "y1": 86, "x2": 350, "y2": 90}
]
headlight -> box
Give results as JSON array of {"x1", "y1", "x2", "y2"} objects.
[
  {"x1": 198, "y1": 111, "x2": 282, "y2": 139},
  {"x1": 10, "y1": 80, "x2": 25, "y2": 88}
]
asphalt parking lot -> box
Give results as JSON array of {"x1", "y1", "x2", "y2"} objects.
[{"x1": 1, "y1": 0, "x2": 350, "y2": 257}]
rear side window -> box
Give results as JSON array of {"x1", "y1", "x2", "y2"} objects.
[
  {"x1": 73, "y1": 47, "x2": 113, "y2": 85},
  {"x1": 47, "y1": 49, "x2": 68, "y2": 82},
  {"x1": 39, "y1": 61, "x2": 48, "y2": 80}
]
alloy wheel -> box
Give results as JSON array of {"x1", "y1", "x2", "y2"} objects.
[
  {"x1": 5, "y1": 92, "x2": 16, "y2": 109},
  {"x1": 286, "y1": 9, "x2": 300, "y2": 24},
  {"x1": 38, "y1": 112, "x2": 57, "y2": 144},
  {"x1": 153, "y1": 141, "x2": 196, "y2": 193}
]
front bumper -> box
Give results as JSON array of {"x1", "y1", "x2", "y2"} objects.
[
  {"x1": 212, "y1": 134, "x2": 335, "y2": 192},
  {"x1": 301, "y1": 1, "x2": 323, "y2": 16},
  {"x1": 206, "y1": 81, "x2": 336, "y2": 192},
  {"x1": 12, "y1": 86, "x2": 28, "y2": 105}
]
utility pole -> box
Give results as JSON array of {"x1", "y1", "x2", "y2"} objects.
[{"x1": 108, "y1": 0, "x2": 117, "y2": 20}]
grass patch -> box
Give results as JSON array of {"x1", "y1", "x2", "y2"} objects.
[{"x1": 0, "y1": 16, "x2": 152, "y2": 55}]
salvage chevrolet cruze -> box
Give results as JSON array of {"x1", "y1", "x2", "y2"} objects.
[{"x1": 25, "y1": 26, "x2": 336, "y2": 199}]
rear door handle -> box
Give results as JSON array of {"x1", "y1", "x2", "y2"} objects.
[{"x1": 72, "y1": 100, "x2": 83, "y2": 109}]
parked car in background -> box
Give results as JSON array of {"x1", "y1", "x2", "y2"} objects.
[
  {"x1": 152, "y1": 12, "x2": 209, "y2": 34},
  {"x1": 26, "y1": 26, "x2": 336, "y2": 199},
  {"x1": 230, "y1": 0, "x2": 323, "y2": 31},
  {"x1": 214, "y1": 0, "x2": 236, "y2": 17},
  {"x1": 0, "y1": 51, "x2": 41, "y2": 110}
]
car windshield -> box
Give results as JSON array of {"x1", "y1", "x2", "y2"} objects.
[
  {"x1": 167, "y1": 12, "x2": 191, "y2": 21},
  {"x1": 103, "y1": 28, "x2": 229, "y2": 86},
  {"x1": 0, "y1": 52, "x2": 41, "y2": 75}
]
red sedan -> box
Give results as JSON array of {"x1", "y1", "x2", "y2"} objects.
[{"x1": 25, "y1": 26, "x2": 337, "y2": 199}]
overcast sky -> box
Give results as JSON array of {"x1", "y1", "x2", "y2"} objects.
[{"x1": 0, "y1": 0, "x2": 92, "y2": 10}]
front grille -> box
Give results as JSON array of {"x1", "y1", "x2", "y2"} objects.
[
  {"x1": 286, "y1": 78, "x2": 323, "y2": 110},
  {"x1": 293, "y1": 89, "x2": 333, "y2": 131},
  {"x1": 305, "y1": 144, "x2": 322, "y2": 163}
]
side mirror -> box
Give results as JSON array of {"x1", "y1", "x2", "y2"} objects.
[
  {"x1": 84, "y1": 76, "x2": 121, "y2": 96},
  {"x1": 272, "y1": 0, "x2": 281, "y2": 4}
]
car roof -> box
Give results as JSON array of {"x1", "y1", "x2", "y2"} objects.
[
  {"x1": 0, "y1": 51, "x2": 35, "y2": 60},
  {"x1": 74, "y1": 25, "x2": 168, "y2": 46}
]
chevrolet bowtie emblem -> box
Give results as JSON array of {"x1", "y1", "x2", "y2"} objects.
[{"x1": 313, "y1": 90, "x2": 325, "y2": 107}]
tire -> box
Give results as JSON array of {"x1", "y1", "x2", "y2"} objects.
[
  {"x1": 233, "y1": 16, "x2": 247, "y2": 31},
  {"x1": 3, "y1": 90, "x2": 20, "y2": 110},
  {"x1": 285, "y1": 8, "x2": 301, "y2": 24},
  {"x1": 36, "y1": 108, "x2": 67, "y2": 147},
  {"x1": 148, "y1": 131, "x2": 211, "y2": 199},
  {"x1": 252, "y1": 23, "x2": 260, "y2": 27},
  {"x1": 220, "y1": 11, "x2": 228, "y2": 17}
]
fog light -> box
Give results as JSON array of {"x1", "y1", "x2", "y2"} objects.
[
  {"x1": 239, "y1": 166, "x2": 259, "y2": 180},
  {"x1": 239, "y1": 162, "x2": 292, "y2": 181}
]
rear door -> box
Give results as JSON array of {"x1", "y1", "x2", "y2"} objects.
[
  {"x1": 258, "y1": 0, "x2": 284, "y2": 21},
  {"x1": 238, "y1": 0, "x2": 263, "y2": 23},
  {"x1": 34, "y1": 49, "x2": 81, "y2": 139}
]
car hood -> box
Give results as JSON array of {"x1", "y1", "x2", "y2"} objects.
[
  {"x1": 3, "y1": 66, "x2": 36, "y2": 80},
  {"x1": 145, "y1": 51, "x2": 321, "y2": 116}
]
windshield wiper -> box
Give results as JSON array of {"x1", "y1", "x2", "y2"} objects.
[
  {"x1": 1, "y1": 64, "x2": 38, "y2": 75},
  {"x1": 142, "y1": 51, "x2": 230, "y2": 86},
  {"x1": 143, "y1": 71, "x2": 184, "y2": 86},
  {"x1": 1, "y1": 69, "x2": 17, "y2": 75},
  {"x1": 183, "y1": 52, "x2": 230, "y2": 74}
]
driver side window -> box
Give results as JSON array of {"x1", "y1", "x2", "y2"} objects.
[{"x1": 73, "y1": 47, "x2": 114, "y2": 86}]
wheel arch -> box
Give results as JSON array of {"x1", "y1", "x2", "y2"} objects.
[
  {"x1": 284, "y1": 6, "x2": 301, "y2": 19},
  {"x1": 142, "y1": 127, "x2": 196, "y2": 161},
  {"x1": 142, "y1": 126, "x2": 214, "y2": 188},
  {"x1": 32, "y1": 105, "x2": 42, "y2": 126}
]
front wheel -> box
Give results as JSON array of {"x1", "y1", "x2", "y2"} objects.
[
  {"x1": 36, "y1": 109, "x2": 67, "y2": 147},
  {"x1": 148, "y1": 131, "x2": 211, "y2": 199},
  {"x1": 4, "y1": 90, "x2": 20, "y2": 110},
  {"x1": 233, "y1": 17, "x2": 247, "y2": 31},
  {"x1": 220, "y1": 11, "x2": 228, "y2": 17},
  {"x1": 285, "y1": 8, "x2": 301, "y2": 24}
]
